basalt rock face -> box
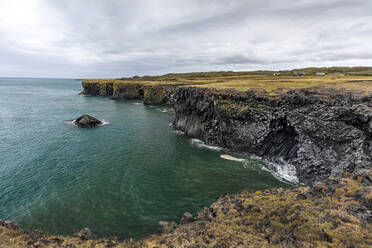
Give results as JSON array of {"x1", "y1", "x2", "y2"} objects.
[
  {"x1": 112, "y1": 84, "x2": 144, "y2": 100},
  {"x1": 82, "y1": 82, "x2": 113, "y2": 96},
  {"x1": 82, "y1": 82, "x2": 176, "y2": 104},
  {"x1": 173, "y1": 87, "x2": 372, "y2": 185},
  {"x1": 143, "y1": 85, "x2": 177, "y2": 105},
  {"x1": 81, "y1": 81, "x2": 372, "y2": 185}
]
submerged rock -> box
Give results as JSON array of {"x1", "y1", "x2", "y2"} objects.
[
  {"x1": 74, "y1": 114, "x2": 102, "y2": 127},
  {"x1": 0, "y1": 220, "x2": 19, "y2": 230}
]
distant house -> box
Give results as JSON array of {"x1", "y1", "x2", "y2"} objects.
[
  {"x1": 295, "y1": 72, "x2": 305, "y2": 76},
  {"x1": 273, "y1": 73, "x2": 280, "y2": 76},
  {"x1": 348, "y1": 72, "x2": 356, "y2": 75},
  {"x1": 315, "y1": 72, "x2": 326, "y2": 76}
]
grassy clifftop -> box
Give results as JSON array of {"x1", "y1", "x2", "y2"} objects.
[
  {"x1": 1, "y1": 170, "x2": 371, "y2": 247},
  {"x1": 83, "y1": 67, "x2": 372, "y2": 96}
]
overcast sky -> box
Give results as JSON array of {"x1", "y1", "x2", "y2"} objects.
[{"x1": 0, "y1": 0, "x2": 372, "y2": 78}]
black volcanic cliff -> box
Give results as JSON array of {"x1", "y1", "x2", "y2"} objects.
[
  {"x1": 173, "y1": 87, "x2": 372, "y2": 185},
  {"x1": 82, "y1": 82, "x2": 372, "y2": 185}
]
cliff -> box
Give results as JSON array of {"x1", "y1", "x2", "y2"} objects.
[
  {"x1": 81, "y1": 79, "x2": 372, "y2": 186},
  {"x1": 173, "y1": 87, "x2": 372, "y2": 185},
  {"x1": 82, "y1": 81, "x2": 178, "y2": 104},
  {"x1": 1, "y1": 169, "x2": 371, "y2": 247}
]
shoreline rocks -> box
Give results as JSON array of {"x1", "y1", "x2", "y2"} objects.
[
  {"x1": 73, "y1": 227, "x2": 92, "y2": 240},
  {"x1": 180, "y1": 212, "x2": 194, "y2": 225},
  {"x1": 158, "y1": 221, "x2": 177, "y2": 234}
]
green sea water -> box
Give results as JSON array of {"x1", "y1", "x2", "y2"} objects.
[{"x1": 0, "y1": 78, "x2": 289, "y2": 239}]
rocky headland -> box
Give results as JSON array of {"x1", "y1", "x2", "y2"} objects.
[{"x1": 81, "y1": 75, "x2": 372, "y2": 186}]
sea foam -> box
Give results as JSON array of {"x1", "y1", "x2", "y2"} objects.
[
  {"x1": 190, "y1": 139, "x2": 222, "y2": 151},
  {"x1": 253, "y1": 156, "x2": 299, "y2": 184},
  {"x1": 100, "y1": 119, "x2": 110, "y2": 126},
  {"x1": 221, "y1": 153, "x2": 299, "y2": 184}
]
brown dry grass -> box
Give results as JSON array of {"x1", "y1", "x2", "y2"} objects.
[{"x1": 84, "y1": 74, "x2": 372, "y2": 96}]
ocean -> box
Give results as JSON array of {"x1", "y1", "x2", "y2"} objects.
[{"x1": 0, "y1": 78, "x2": 289, "y2": 239}]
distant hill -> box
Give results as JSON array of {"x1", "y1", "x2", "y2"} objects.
[{"x1": 118, "y1": 66, "x2": 372, "y2": 81}]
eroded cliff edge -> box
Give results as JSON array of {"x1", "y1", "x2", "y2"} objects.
[
  {"x1": 82, "y1": 81, "x2": 372, "y2": 185},
  {"x1": 173, "y1": 87, "x2": 372, "y2": 185}
]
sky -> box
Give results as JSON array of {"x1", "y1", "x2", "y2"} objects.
[{"x1": 0, "y1": 0, "x2": 372, "y2": 78}]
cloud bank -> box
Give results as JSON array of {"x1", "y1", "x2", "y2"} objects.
[{"x1": 0, "y1": 0, "x2": 371, "y2": 78}]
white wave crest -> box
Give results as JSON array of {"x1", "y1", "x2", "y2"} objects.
[
  {"x1": 100, "y1": 119, "x2": 110, "y2": 126},
  {"x1": 67, "y1": 120, "x2": 76, "y2": 125},
  {"x1": 253, "y1": 156, "x2": 299, "y2": 184},
  {"x1": 174, "y1": 130, "x2": 184, "y2": 135},
  {"x1": 191, "y1": 139, "x2": 222, "y2": 151},
  {"x1": 269, "y1": 159, "x2": 298, "y2": 184},
  {"x1": 157, "y1": 108, "x2": 173, "y2": 113}
]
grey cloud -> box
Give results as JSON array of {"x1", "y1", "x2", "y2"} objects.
[{"x1": 0, "y1": 0, "x2": 372, "y2": 78}]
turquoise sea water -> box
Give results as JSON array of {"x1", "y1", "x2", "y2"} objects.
[{"x1": 0, "y1": 78, "x2": 289, "y2": 239}]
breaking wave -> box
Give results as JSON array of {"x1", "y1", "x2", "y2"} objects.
[
  {"x1": 174, "y1": 129, "x2": 298, "y2": 184},
  {"x1": 173, "y1": 130, "x2": 184, "y2": 135},
  {"x1": 190, "y1": 139, "x2": 222, "y2": 151},
  {"x1": 247, "y1": 155, "x2": 298, "y2": 184},
  {"x1": 100, "y1": 119, "x2": 110, "y2": 126},
  {"x1": 157, "y1": 108, "x2": 174, "y2": 113},
  {"x1": 220, "y1": 153, "x2": 298, "y2": 184}
]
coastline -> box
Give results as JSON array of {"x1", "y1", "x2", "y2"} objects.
[
  {"x1": 1, "y1": 70, "x2": 372, "y2": 247},
  {"x1": 81, "y1": 76, "x2": 372, "y2": 186}
]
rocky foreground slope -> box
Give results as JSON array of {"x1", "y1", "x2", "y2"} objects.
[
  {"x1": 82, "y1": 80, "x2": 372, "y2": 185},
  {"x1": 1, "y1": 169, "x2": 371, "y2": 247}
]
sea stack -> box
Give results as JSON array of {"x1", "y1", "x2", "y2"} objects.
[{"x1": 74, "y1": 114, "x2": 102, "y2": 127}]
